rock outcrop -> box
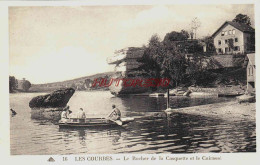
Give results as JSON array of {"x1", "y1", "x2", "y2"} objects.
[
  {"x1": 29, "y1": 88, "x2": 75, "y2": 109},
  {"x1": 107, "y1": 47, "x2": 149, "y2": 96}
]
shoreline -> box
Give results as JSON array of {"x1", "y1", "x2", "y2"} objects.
[
  {"x1": 165, "y1": 101, "x2": 255, "y2": 122},
  {"x1": 11, "y1": 84, "x2": 246, "y2": 96},
  {"x1": 9, "y1": 89, "x2": 110, "y2": 94}
]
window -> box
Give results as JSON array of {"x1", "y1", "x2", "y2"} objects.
[
  {"x1": 225, "y1": 40, "x2": 228, "y2": 44},
  {"x1": 235, "y1": 38, "x2": 238, "y2": 42},
  {"x1": 225, "y1": 31, "x2": 228, "y2": 35},
  {"x1": 250, "y1": 82, "x2": 255, "y2": 88},
  {"x1": 225, "y1": 47, "x2": 229, "y2": 52},
  {"x1": 234, "y1": 46, "x2": 240, "y2": 51},
  {"x1": 221, "y1": 31, "x2": 225, "y2": 36},
  {"x1": 218, "y1": 48, "x2": 222, "y2": 53},
  {"x1": 229, "y1": 30, "x2": 232, "y2": 35},
  {"x1": 248, "y1": 67, "x2": 254, "y2": 76},
  {"x1": 218, "y1": 40, "x2": 221, "y2": 45},
  {"x1": 232, "y1": 29, "x2": 236, "y2": 34}
]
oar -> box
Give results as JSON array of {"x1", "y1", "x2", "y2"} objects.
[
  {"x1": 106, "y1": 110, "x2": 115, "y2": 119},
  {"x1": 106, "y1": 110, "x2": 123, "y2": 126},
  {"x1": 106, "y1": 119, "x2": 123, "y2": 126},
  {"x1": 112, "y1": 119, "x2": 123, "y2": 126}
]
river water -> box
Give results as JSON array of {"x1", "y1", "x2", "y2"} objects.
[{"x1": 10, "y1": 91, "x2": 256, "y2": 154}]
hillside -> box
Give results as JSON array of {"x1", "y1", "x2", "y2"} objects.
[{"x1": 30, "y1": 72, "x2": 115, "y2": 92}]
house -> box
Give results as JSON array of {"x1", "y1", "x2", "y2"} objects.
[
  {"x1": 212, "y1": 21, "x2": 255, "y2": 55},
  {"x1": 246, "y1": 53, "x2": 255, "y2": 94}
]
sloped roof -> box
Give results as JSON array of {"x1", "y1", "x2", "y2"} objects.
[
  {"x1": 212, "y1": 21, "x2": 255, "y2": 37},
  {"x1": 247, "y1": 53, "x2": 255, "y2": 66}
]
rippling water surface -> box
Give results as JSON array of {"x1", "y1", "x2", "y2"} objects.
[{"x1": 10, "y1": 91, "x2": 255, "y2": 154}]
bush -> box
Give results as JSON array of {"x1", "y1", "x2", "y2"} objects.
[{"x1": 22, "y1": 80, "x2": 31, "y2": 92}]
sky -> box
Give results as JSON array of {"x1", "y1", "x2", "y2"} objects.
[{"x1": 9, "y1": 5, "x2": 254, "y2": 84}]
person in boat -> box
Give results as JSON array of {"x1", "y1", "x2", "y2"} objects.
[
  {"x1": 76, "y1": 108, "x2": 86, "y2": 123},
  {"x1": 67, "y1": 109, "x2": 72, "y2": 118},
  {"x1": 107, "y1": 104, "x2": 121, "y2": 121},
  {"x1": 60, "y1": 108, "x2": 70, "y2": 122},
  {"x1": 77, "y1": 108, "x2": 86, "y2": 119},
  {"x1": 65, "y1": 106, "x2": 72, "y2": 118}
]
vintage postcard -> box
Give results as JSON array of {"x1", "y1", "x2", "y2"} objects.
[{"x1": 0, "y1": 0, "x2": 259, "y2": 164}]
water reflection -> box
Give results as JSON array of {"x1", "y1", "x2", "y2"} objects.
[
  {"x1": 53, "y1": 113, "x2": 255, "y2": 154},
  {"x1": 58, "y1": 127, "x2": 123, "y2": 153},
  {"x1": 121, "y1": 113, "x2": 256, "y2": 153},
  {"x1": 110, "y1": 95, "x2": 233, "y2": 114}
]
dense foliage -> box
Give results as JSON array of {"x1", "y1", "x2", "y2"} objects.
[
  {"x1": 138, "y1": 30, "x2": 206, "y2": 88},
  {"x1": 200, "y1": 36, "x2": 215, "y2": 55},
  {"x1": 9, "y1": 76, "x2": 32, "y2": 92},
  {"x1": 137, "y1": 13, "x2": 252, "y2": 88},
  {"x1": 9, "y1": 76, "x2": 17, "y2": 93},
  {"x1": 22, "y1": 80, "x2": 32, "y2": 92},
  {"x1": 232, "y1": 13, "x2": 251, "y2": 26}
]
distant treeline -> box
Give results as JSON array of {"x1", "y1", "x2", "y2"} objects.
[
  {"x1": 9, "y1": 76, "x2": 31, "y2": 93},
  {"x1": 29, "y1": 72, "x2": 115, "y2": 92}
]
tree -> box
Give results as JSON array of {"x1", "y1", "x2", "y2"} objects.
[
  {"x1": 186, "y1": 55, "x2": 205, "y2": 86},
  {"x1": 138, "y1": 34, "x2": 163, "y2": 78},
  {"x1": 181, "y1": 30, "x2": 190, "y2": 39},
  {"x1": 15, "y1": 79, "x2": 18, "y2": 89},
  {"x1": 191, "y1": 17, "x2": 201, "y2": 39},
  {"x1": 137, "y1": 34, "x2": 164, "y2": 91},
  {"x1": 160, "y1": 49, "x2": 187, "y2": 87},
  {"x1": 163, "y1": 30, "x2": 189, "y2": 43},
  {"x1": 22, "y1": 80, "x2": 31, "y2": 92},
  {"x1": 232, "y1": 14, "x2": 251, "y2": 26},
  {"x1": 190, "y1": 31, "x2": 194, "y2": 40},
  {"x1": 227, "y1": 38, "x2": 234, "y2": 54},
  {"x1": 139, "y1": 30, "x2": 208, "y2": 88},
  {"x1": 139, "y1": 32, "x2": 190, "y2": 88},
  {"x1": 201, "y1": 36, "x2": 216, "y2": 55},
  {"x1": 164, "y1": 30, "x2": 203, "y2": 54},
  {"x1": 246, "y1": 35, "x2": 255, "y2": 52},
  {"x1": 9, "y1": 76, "x2": 17, "y2": 93}
]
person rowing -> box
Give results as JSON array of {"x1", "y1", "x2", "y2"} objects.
[{"x1": 107, "y1": 104, "x2": 122, "y2": 125}]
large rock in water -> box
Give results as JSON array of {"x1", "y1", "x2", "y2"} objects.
[{"x1": 29, "y1": 88, "x2": 75, "y2": 109}]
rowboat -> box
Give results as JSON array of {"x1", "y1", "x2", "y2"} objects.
[{"x1": 58, "y1": 117, "x2": 134, "y2": 128}]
